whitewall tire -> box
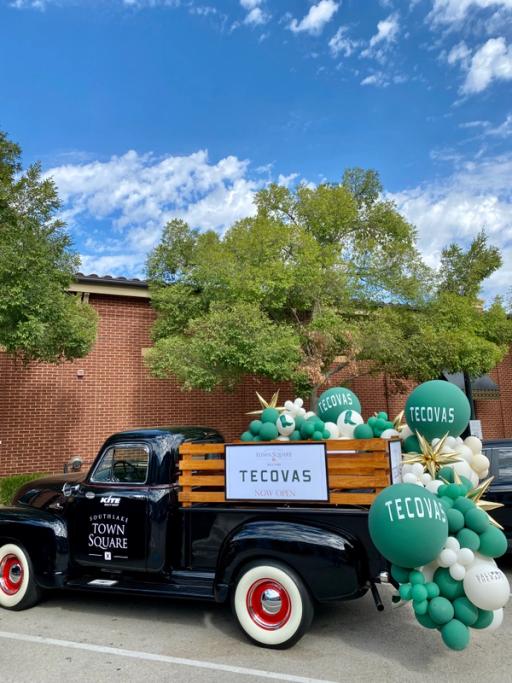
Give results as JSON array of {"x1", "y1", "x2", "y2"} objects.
[
  {"x1": 232, "y1": 561, "x2": 313, "y2": 648},
  {"x1": 0, "y1": 543, "x2": 41, "y2": 610}
]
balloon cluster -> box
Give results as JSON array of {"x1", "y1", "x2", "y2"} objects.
[
  {"x1": 369, "y1": 469, "x2": 509, "y2": 650},
  {"x1": 350, "y1": 411, "x2": 400, "y2": 440}
]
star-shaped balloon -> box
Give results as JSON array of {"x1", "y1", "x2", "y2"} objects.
[
  {"x1": 246, "y1": 391, "x2": 286, "y2": 416},
  {"x1": 392, "y1": 410, "x2": 406, "y2": 433},
  {"x1": 466, "y1": 476, "x2": 504, "y2": 529},
  {"x1": 403, "y1": 432, "x2": 461, "y2": 479}
]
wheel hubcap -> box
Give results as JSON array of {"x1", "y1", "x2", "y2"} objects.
[
  {"x1": 0, "y1": 554, "x2": 24, "y2": 595},
  {"x1": 247, "y1": 579, "x2": 291, "y2": 630}
]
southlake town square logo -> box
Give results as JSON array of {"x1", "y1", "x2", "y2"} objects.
[{"x1": 88, "y1": 512, "x2": 128, "y2": 558}]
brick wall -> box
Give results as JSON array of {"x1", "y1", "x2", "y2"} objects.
[{"x1": 0, "y1": 293, "x2": 510, "y2": 476}]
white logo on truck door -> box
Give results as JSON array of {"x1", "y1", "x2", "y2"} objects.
[{"x1": 100, "y1": 496, "x2": 120, "y2": 507}]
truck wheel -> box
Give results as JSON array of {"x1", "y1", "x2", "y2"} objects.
[
  {"x1": 0, "y1": 543, "x2": 41, "y2": 611},
  {"x1": 232, "y1": 560, "x2": 313, "y2": 649}
]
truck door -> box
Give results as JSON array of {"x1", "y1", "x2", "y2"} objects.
[{"x1": 67, "y1": 442, "x2": 151, "y2": 571}]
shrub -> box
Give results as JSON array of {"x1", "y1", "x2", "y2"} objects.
[{"x1": 0, "y1": 473, "x2": 48, "y2": 505}]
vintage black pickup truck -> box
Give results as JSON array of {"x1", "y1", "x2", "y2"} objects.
[{"x1": 0, "y1": 427, "x2": 390, "y2": 648}]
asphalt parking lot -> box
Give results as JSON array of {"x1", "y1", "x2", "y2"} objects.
[{"x1": 0, "y1": 559, "x2": 511, "y2": 683}]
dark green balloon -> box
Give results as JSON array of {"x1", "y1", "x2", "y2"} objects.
[
  {"x1": 354, "y1": 423, "x2": 374, "y2": 439},
  {"x1": 459, "y1": 476, "x2": 473, "y2": 493},
  {"x1": 300, "y1": 421, "x2": 315, "y2": 438},
  {"x1": 405, "y1": 380, "x2": 471, "y2": 440},
  {"x1": 434, "y1": 568, "x2": 465, "y2": 600},
  {"x1": 439, "y1": 496, "x2": 454, "y2": 512},
  {"x1": 472, "y1": 608, "x2": 494, "y2": 629},
  {"x1": 249, "y1": 420, "x2": 262, "y2": 436},
  {"x1": 369, "y1": 484, "x2": 449, "y2": 568},
  {"x1": 290, "y1": 430, "x2": 302, "y2": 441},
  {"x1": 240, "y1": 431, "x2": 254, "y2": 442},
  {"x1": 375, "y1": 418, "x2": 388, "y2": 431},
  {"x1": 312, "y1": 430, "x2": 324, "y2": 441},
  {"x1": 413, "y1": 600, "x2": 428, "y2": 616},
  {"x1": 445, "y1": 483, "x2": 465, "y2": 500},
  {"x1": 446, "y1": 508, "x2": 465, "y2": 534},
  {"x1": 399, "y1": 583, "x2": 412, "y2": 600},
  {"x1": 409, "y1": 570, "x2": 425, "y2": 585},
  {"x1": 368, "y1": 416, "x2": 378, "y2": 427},
  {"x1": 426, "y1": 582, "x2": 440, "y2": 599},
  {"x1": 377, "y1": 411, "x2": 388, "y2": 420},
  {"x1": 317, "y1": 387, "x2": 361, "y2": 423},
  {"x1": 313, "y1": 418, "x2": 325, "y2": 432},
  {"x1": 294, "y1": 415, "x2": 305, "y2": 430},
  {"x1": 428, "y1": 596, "x2": 454, "y2": 625},
  {"x1": 411, "y1": 584, "x2": 428, "y2": 602},
  {"x1": 453, "y1": 597, "x2": 478, "y2": 626},
  {"x1": 322, "y1": 430, "x2": 331, "y2": 439},
  {"x1": 403, "y1": 435, "x2": 421, "y2": 453},
  {"x1": 441, "y1": 619, "x2": 470, "y2": 650},
  {"x1": 261, "y1": 407, "x2": 280, "y2": 424},
  {"x1": 464, "y1": 508, "x2": 489, "y2": 535},
  {"x1": 478, "y1": 526, "x2": 508, "y2": 558},
  {"x1": 457, "y1": 528, "x2": 480, "y2": 551},
  {"x1": 416, "y1": 612, "x2": 438, "y2": 629},
  {"x1": 391, "y1": 564, "x2": 411, "y2": 584},
  {"x1": 259, "y1": 422, "x2": 279, "y2": 441}
]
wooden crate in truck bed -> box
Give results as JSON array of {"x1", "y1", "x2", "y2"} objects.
[{"x1": 178, "y1": 438, "x2": 397, "y2": 507}]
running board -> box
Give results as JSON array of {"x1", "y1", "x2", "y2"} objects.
[{"x1": 65, "y1": 572, "x2": 215, "y2": 600}]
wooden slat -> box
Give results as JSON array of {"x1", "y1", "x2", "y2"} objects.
[
  {"x1": 328, "y1": 473, "x2": 389, "y2": 488},
  {"x1": 180, "y1": 475, "x2": 225, "y2": 486},
  {"x1": 180, "y1": 460, "x2": 225, "y2": 470},
  {"x1": 329, "y1": 492, "x2": 375, "y2": 505},
  {"x1": 179, "y1": 443, "x2": 225, "y2": 455},
  {"x1": 179, "y1": 491, "x2": 226, "y2": 503}
]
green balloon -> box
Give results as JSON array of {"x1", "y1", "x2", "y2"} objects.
[
  {"x1": 452, "y1": 497, "x2": 475, "y2": 514},
  {"x1": 261, "y1": 407, "x2": 280, "y2": 424},
  {"x1": 441, "y1": 619, "x2": 470, "y2": 651},
  {"x1": 453, "y1": 597, "x2": 478, "y2": 626},
  {"x1": 368, "y1": 416, "x2": 378, "y2": 427},
  {"x1": 405, "y1": 380, "x2": 470, "y2": 441},
  {"x1": 438, "y1": 466, "x2": 455, "y2": 483},
  {"x1": 259, "y1": 422, "x2": 279, "y2": 441},
  {"x1": 249, "y1": 420, "x2": 262, "y2": 436},
  {"x1": 317, "y1": 387, "x2": 361, "y2": 423},
  {"x1": 411, "y1": 584, "x2": 428, "y2": 602},
  {"x1": 313, "y1": 418, "x2": 325, "y2": 432},
  {"x1": 446, "y1": 508, "x2": 465, "y2": 533},
  {"x1": 459, "y1": 476, "x2": 473, "y2": 493},
  {"x1": 377, "y1": 411, "x2": 388, "y2": 420},
  {"x1": 416, "y1": 612, "x2": 438, "y2": 629},
  {"x1": 409, "y1": 570, "x2": 425, "y2": 585},
  {"x1": 375, "y1": 418, "x2": 388, "y2": 431},
  {"x1": 478, "y1": 526, "x2": 508, "y2": 558},
  {"x1": 457, "y1": 528, "x2": 480, "y2": 551},
  {"x1": 354, "y1": 423, "x2": 374, "y2": 439},
  {"x1": 428, "y1": 596, "x2": 454, "y2": 625},
  {"x1": 434, "y1": 568, "x2": 465, "y2": 600},
  {"x1": 413, "y1": 600, "x2": 429, "y2": 615},
  {"x1": 472, "y1": 608, "x2": 494, "y2": 629},
  {"x1": 240, "y1": 431, "x2": 254, "y2": 442},
  {"x1": 300, "y1": 421, "x2": 315, "y2": 438},
  {"x1": 322, "y1": 430, "x2": 331, "y2": 440},
  {"x1": 403, "y1": 435, "x2": 421, "y2": 453},
  {"x1": 399, "y1": 584, "x2": 412, "y2": 600},
  {"x1": 294, "y1": 415, "x2": 305, "y2": 430},
  {"x1": 439, "y1": 496, "x2": 454, "y2": 511},
  {"x1": 426, "y1": 582, "x2": 440, "y2": 599},
  {"x1": 290, "y1": 430, "x2": 302, "y2": 441},
  {"x1": 369, "y1": 484, "x2": 449, "y2": 568},
  {"x1": 445, "y1": 483, "x2": 465, "y2": 500},
  {"x1": 391, "y1": 564, "x2": 411, "y2": 583},
  {"x1": 464, "y1": 508, "x2": 489, "y2": 534},
  {"x1": 312, "y1": 430, "x2": 324, "y2": 441}
]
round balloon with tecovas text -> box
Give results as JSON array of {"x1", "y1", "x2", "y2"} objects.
[{"x1": 405, "y1": 380, "x2": 470, "y2": 441}]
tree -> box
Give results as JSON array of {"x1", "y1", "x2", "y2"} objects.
[
  {"x1": 145, "y1": 170, "x2": 512, "y2": 406},
  {"x1": 0, "y1": 131, "x2": 97, "y2": 363}
]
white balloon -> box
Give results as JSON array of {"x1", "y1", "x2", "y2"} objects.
[
  {"x1": 471, "y1": 453, "x2": 490, "y2": 474},
  {"x1": 455, "y1": 444, "x2": 474, "y2": 464},
  {"x1": 401, "y1": 463, "x2": 414, "y2": 475},
  {"x1": 426, "y1": 480, "x2": 443, "y2": 494},
  {"x1": 463, "y1": 563, "x2": 511, "y2": 611},
  {"x1": 445, "y1": 436, "x2": 457, "y2": 449},
  {"x1": 469, "y1": 470, "x2": 480, "y2": 487},
  {"x1": 304, "y1": 411, "x2": 316, "y2": 420},
  {"x1": 336, "y1": 410, "x2": 364, "y2": 438},
  {"x1": 445, "y1": 536, "x2": 461, "y2": 552},
  {"x1": 480, "y1": 468, "x2": 489, "y2": 479},
  {"x1": 420, "y1": 472, "x2": 432, "y2": 484},
  {"x1": 456, "y1": 436, "x2": 464, "y2": 444},
  {"x1": 284, "y1": 400, "x2": 294, "y2": 412},
  {"x1": 464, "y1": 436, "x2": 482, "y2": 454},
  {"x1": 439, "y1": 549, "x2": 457, "y2": 567},
  {"x1": 452, "y1": 460, "x2": 475, "y2": 480},
  {"x1": 485, "y1": 608, "x2": 504, "y2": 631},
  {"x1": 457, "y1": 548, "x2": 475, "y2": 567},
  {"x1": 432, "y1": 437, "x2": 441, "y2": 447},
  {"x1": 294, "y1": 398, "x2": 304, "y2": 408},
  {"x1": 403, "y1": 472, "x2": 419, "y2": 485},
  {"x1": 400, "y1": 425, "x2": 413, "y2": 441},
  {"x1": 276, "y1": 413, "x2": 295, "y2": 437},
  {"x1": 381, "y1": 428, "x2": 400, "y2": 439},
  {"x1": 276, "y1": 435, "x2": 290, "y2": 441},
  {"x1": 324, "y1": 422, "x2": 339, "y2": 439},
  {"x1": 411, "y1": 463, "x2": 424, "y2": 477},
  {"x1": 449, "y1": 563, "x2": 466, "y2": 581}
]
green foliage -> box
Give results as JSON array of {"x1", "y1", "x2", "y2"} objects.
[
  {"x1": 146, "y1": 167, "x2": 512, "y2": 399},
  {"x1": 0, "y1": 473, "x2": 47, "y2": 505},
  {"x1": 0, "y1": 131, "x2": 97, "y2": 362}
]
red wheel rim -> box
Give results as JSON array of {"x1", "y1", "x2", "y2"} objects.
[
  {"x1": 0, "y1": 554, "x2": 24, "y2": 596},
  {"x1": 246, "y1": 579, "x2": 291, "y2": 630}
]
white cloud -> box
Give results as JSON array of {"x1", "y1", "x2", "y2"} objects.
[
  {"x1": 460, "y1": 37, "x2": 512, "y2": 93},
  {"x1": 361, "y1": 73, "x2": 387, "y2": 87},
  {"x1": 486, "y1": 113, "x2": 512, "y2": 136},
  {"x1": 388, "y1": 153, "x2": 512, "y2": 299},
  {"x1": 46, "y1": 149, "x2": 259, "y2": 277},
  {"x1": 239, "y1": 0, "x2": 269, "y2": 25},
  {"x1": 446, "y1": 41, "x2": 470, "y2": 66},
  {"x1": 428, "y1": 0, "x2": 512, "y2": 25},
  {"x1": 240, "y1": 0, "x2": 261, "y2": 8},
  {"x1": 361, "y1": 13, "x2": 400, "y2": 61},
  {"x1": 289, "y1": 0, "x2": 339, "y2": 36},
  {"x1": 329, "y1": 26, "x2": 359, "y2": 57}
]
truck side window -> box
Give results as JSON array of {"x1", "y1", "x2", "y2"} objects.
[
  {"x1": 497, "y1": 446, "x2": 512, "y2": 479},
  {"x1": 91, "y1": 445, "x2": 150, "y2": 484}
]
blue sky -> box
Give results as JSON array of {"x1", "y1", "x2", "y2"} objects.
[{"x1": 1, "y1": 0, "x2": 511, "y2": 296}]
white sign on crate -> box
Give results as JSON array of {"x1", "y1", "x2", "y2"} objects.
[
  {"x1": 388, "y1": 439, "x2": 403, "y2": 484},
  {"x1": 225, "y1": 443, "x2": 329, "y2": 503}
]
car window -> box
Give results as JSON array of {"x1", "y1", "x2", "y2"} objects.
[
  {"x1": 484, "y1": 444, "x2": 512, "y2": 480},
  {"x1": 91, "y1": 445, "x2": 150, "y2": 484}
]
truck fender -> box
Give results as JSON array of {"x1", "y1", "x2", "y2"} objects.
[
  {"x1": 215, "y1": 519, "x2": 369, "y2": 603},
  {"x1": 0, "y1": 507, "x2": 69, "y2": 589}
]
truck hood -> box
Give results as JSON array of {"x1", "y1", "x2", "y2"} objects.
[{"x1": 12, "y1": 472, "x2": 86, "y2": 510}]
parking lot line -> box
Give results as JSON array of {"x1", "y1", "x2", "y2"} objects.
[{"x1": 0, "y1": 630, "x2": 337, "y2": 683}]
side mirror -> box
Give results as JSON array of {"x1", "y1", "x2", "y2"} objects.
[{"x1": 64, "y1": 456, "x2": 83, "y2": 473}]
